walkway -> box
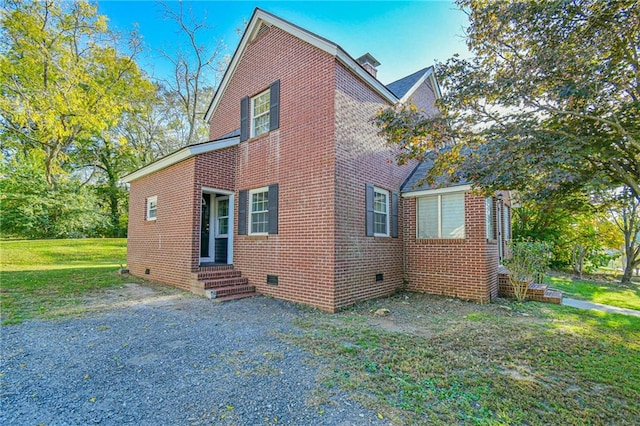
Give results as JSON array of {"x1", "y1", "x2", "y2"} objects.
[{"x1": 562, "y1": 298, "x2": 640, "y2": 318}]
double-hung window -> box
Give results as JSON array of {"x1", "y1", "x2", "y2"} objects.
[
  {"x1": 373, "y1": 187, "x2": 389, "y2": 237},
  {"x1": 417, "y1": 192, "x2": 465, "y2": 239},
  {"x1": 240, "y1": 80, "x2": 280, "y2": 142},
  {"x1": 249, "y1": 187, "x2": 269, "y2": 235},
  {"x1": 146, "y1": 196, "x2": 157, "y2": 221},
  {"x1": 251, "y1": 90, "x2": 270, "y2": 137}
]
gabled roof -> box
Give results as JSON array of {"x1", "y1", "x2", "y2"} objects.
[
  {"x1": 386, "y1": 66, "x2": 441, "y2": 103},
  {"x1": 121, "y1": 131, "x2": 240, "y2": 183},
  {"x1": 204, "y1": 8, "x2": 399, "y2": 123}
]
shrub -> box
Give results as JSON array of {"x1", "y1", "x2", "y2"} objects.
[{"x1": 504, "y1": 240, "x2": 551, "y2": 301}]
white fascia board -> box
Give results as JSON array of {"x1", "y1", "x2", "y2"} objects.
[
  {"x1": 399, "y1": 67, "x2": 437, "y2": 104},
  {"x1": 402, "y1": 184, "x2": 472, "y2": 198},
  {"x1": 204, "y1": 9, "x2": 339, "y2": 123},
  {"x1": 204, "y1": 8, "x2": 398, "y2": 122},
  {"x1": 121, "y1": 137, "x2": 239, "y2": 183}
]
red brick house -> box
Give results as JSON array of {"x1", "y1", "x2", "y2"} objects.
[{"x1": 122, "y1": 9, "x2": 512, "y2": 312}]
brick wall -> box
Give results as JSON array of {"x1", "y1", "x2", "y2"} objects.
[
  {"x1": 403, "y1": 193, "x2": 496, "y2": 303},
  {"x1": 333, "y1": 62, "x2": 415, "y2": 309},
  {"x1": 127, "y1": 147, "x2": 238, "y2": 290},
  {"x1": 406, "y1": 78, "x2": 439, "y2": 117},
  {"x1": 209, "y1": 25, "x2": 338, "y2": 311},
  {"x1": 127, "y1": 158, "x2": 197, "y2": 290}
]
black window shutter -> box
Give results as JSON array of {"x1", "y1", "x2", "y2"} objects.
[
  {"x1": 269, "y1": 80, "x2": 280, "y2": 131},
  {"x1": 391, "y1": 191, "x2": 399, "y2": 238},
  {"x1": 365, "y1": 183, "x2": 374, "y2": 237},
  {"x1": 238, "y1": 190, "x2": 247, "y2": 235},
  {"x1": 240, "y1": 96, "x2": 249, "y2": 142},
  {"x1": 268, "y1": 183, "x2": 279, "y2": 234}
]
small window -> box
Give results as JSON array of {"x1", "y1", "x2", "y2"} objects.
[
  {"x1": 249, "y1": 187, "x2": 269, "y2": 235},
  {"x1": 251, "y1": 90, "x2": 270, "y2": 137},
  {"x1": 485, "y1": 197, "x2": 495, "y2": 240},
  {"x1": 373, "y1": 187, "x2": 389, "y2": 237},
  {"x1": 417, "y1": 192, "x2": 465, "y2": 239},
  {"x1": 146, "y1": 196, "x2": 157, "y2": 221}
]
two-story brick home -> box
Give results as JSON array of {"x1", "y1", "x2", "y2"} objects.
[{"x1": 123, "y1": 8, "x2": 513, "y2": 312}]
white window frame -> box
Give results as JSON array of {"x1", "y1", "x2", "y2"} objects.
[
  {"x1": 373, "y1": 187, "x2": 390, "y2": 237},
  {"x1": 146, "y1": 196, "x2": 157, "y2": 221},
  {"x1": 417, "y1": 192, "x2": 465, "y2": 239},
  {"x1": 250, "y1": 89, "x2": 270, "y2": 138},
  {"x1": 248, "y1": 187, "x2": 269, "y2": 236},
  {"x1": 215, "y1": 196, "x2": 230, "y2": 238},
  {"x1": 485, "y1": 197, "x2": 495, "y2": 240}
]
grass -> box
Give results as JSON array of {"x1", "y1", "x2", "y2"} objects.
[
  {"x1": 0, "y1": 238, "x2": 136, "y2": 325},
  {"x1": 545, "y1": 273, "x2": 640, "y2": 311},
  {"x1": 283, "y1": 294, "x2": 640, "y2": 425}
]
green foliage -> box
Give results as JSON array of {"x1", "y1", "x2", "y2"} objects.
[
  {"x1": 504, "y1": 240, "x2": 551, "y2": 300},
  {"x1": 375, "y1": 0, "x2": 640, "y2": 200},
  {"x1": 513, "y1": 197, "x2": 624, "y2": 276},
  {"x1": 0, "y1": 153, "x2": 108, "y2": 238}
]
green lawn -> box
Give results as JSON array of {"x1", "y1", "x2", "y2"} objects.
[
  {"x1": 545, "y1": 273, "x2": 640, "y2": 311},
  {"x1": 0, "y1": 238, "x2": 135, "y2": 324},
  {"x1": 285, "y1": 294, "x2": 640, "y2": 425}
]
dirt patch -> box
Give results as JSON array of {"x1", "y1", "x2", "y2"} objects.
[{"x1": 80, "y1": 282, "x2": 193, "y2": 312}]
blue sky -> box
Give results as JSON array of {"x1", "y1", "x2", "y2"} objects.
[{"x1": 98, "y1": 1, "x2": 470, "y2": 85}]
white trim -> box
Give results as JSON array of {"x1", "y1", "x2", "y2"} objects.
[
  {"x1": 373, "y1": 187, "x2": 390, "y2": 237},
  {"x1": 121, "y1": 137, "x2": 239, "y2": 183},
  {"x1": 250, "y1": 89, "x2": 270, "y2": 137},
  {"x1": 399, "y1": 67, "x2": 436, "y2": 104},
  {"x1": 199, "y1": 189, "x2": 234, "y2": 265},
  {"x1": 248, "y1": 186, "x2": 269, "y2": 236},
  {"x1": 146, "y1": 196, "x2": 157, "y2": 221},
  {"x1": 204, "y1": 8, "x2": 398, "y2": 123},
  {"x1": 215, "y1": 196, "x2": 230, "y2": 238},
  {"x1": 402, "y1": 184, "x2": 472, "y2": 198}
]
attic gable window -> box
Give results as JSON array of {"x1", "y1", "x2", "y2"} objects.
[{"x1": 251, "y1": 89, "x2": 270, "y2": 137}]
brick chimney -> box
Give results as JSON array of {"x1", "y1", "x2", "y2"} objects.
[{"x1": 356, "y1": 53, "x2": 381, "y2": 78}]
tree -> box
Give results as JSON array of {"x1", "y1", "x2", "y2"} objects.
[
  {"x1": 157, "y1": 1, "x2": 224, "y2": 146},
  {"x1": 608, "y1": 187, "x2": 640, "y2": 284},
  {"x1": 1, "y1": 0, "x2": 157, "y2": 238},
  {"x1": 375, "y1": 0, "x2": 639, "y2": 201},
  {"x1": 0, "y1": 0, "x2": 153, "y2": 186}
]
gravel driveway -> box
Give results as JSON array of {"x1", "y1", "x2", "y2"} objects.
[{"x1": 1, "y1": 283, "x2": 384, "y2": 425}]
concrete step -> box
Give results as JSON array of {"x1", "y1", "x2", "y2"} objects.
[
  {"x1": 205, "y1": 284, "x2": 256, "y2": 300},
  {"x1": 203, "y1": 277, "x2": 249, "y2": 289}
]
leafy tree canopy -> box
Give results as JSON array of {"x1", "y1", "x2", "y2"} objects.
[
  {"x1": 0, "y1": 0, "x2": 155, "y2": 185},
  {"x1": 375, "y1": 0, "x2": 639, "y2": 200}
]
